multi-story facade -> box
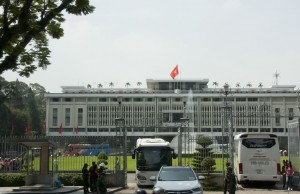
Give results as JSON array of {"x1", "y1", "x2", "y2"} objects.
[{"x1": 45, "y1": 79, "x2": 299, "y2": 142}]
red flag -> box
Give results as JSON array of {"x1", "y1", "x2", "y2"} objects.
[
  {"x1": 58, "y1": 124, "x2": 62, "y2": 135},
  {"x1": 76, "y1": 125, "x2": 78, "y2": 135},
  {"x1": 170, "y1": 64, "x2": 179, "y2": 79},
  {"x1": 26, "y1": 126, "x2": 30, "y2": 136}
]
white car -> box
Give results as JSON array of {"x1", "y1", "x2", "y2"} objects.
[{"x1": 150, "y1": 166, "x2": 205, "y2": 194}]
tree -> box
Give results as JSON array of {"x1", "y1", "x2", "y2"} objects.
[
  {"x1": 97, "y1": 83, "x2": 103, "y2": 88},
  {"x1": 235, "y1": 82, "x2": 241, "y2": 88},
  {"x1": 258, "y1": 82, "x2": 263, "y2": 88},
  {"x1": 192, "y1": 135, "x2": 214, "y2": 172},
  {"x1": 109, "y1": 82, "x2": 114, "y2": 88},
  {"x1": 0, "y1": 0, "x2": 95, "y2": 76},
  {"x1": 87, "y1": 84, "x2": 91, "y2": 88},
  {"x1": 246, "y1": 82, "x2": 252, "y2": 88},
  {"x1": 212, "y1": 82, "x2": 218, "y2": 88},
  {"x1": 125, "y1": 82, "x2": 130, "y2": 88},
  {"x1": 137, "y1": 82, "x2": 142, "y2": 88},
  {"x1": 97, "y1": 151, "x2": 108, "y2": 165}
]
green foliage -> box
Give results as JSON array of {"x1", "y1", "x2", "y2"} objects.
[
  {"x1": 0, "y1": 174, "x2": 26, "y2": 186},
  {"x1": 58, "y1": 173, "x2": 83, "y2": 186},
  {"x1": 0, "y1": 0, "x2": 95, "y2": 76},
  {"x1": 192, "y1": 135, "x2": 215, "y2": 172},
  {"x1": 0, "y1": 77, "x2": 46, "y2": 135},
  {"x1": 97, "y1": 152, "x2": 108, "y2": 165},
  {"x1": 201, "y1": 157, "x2": 216, "y2": 174}
]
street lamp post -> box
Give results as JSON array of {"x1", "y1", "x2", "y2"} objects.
[
  {"x1": 223, "y1": 84, "x2": 234, "y2": 170},
  {"x1": 178, "y1": 100, "x2": 189, "y2": 166},
  {"x1": 115, "y1": 96, "x2": 127, "y2": 187}
]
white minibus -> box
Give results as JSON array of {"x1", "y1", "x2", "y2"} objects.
[{"x1": 234, "y1": 133, "x2": 281, "y2": 185}]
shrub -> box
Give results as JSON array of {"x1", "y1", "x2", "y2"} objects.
[{"x1": 0, "y1": 174, "x2": 26, "y2": 186}]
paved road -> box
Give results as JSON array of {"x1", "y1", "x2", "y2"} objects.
[{"x1": 69, "y1": 173, "x2": 297, "y2": 194}]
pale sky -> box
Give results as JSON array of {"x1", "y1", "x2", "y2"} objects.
[{"x1": 2, "y1": 0, "x2": 300, "y2": 92}]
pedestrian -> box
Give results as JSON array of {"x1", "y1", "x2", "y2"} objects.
[
  {"x1": 224, "y1": 162, "x2": 231, "y2": 194},
  {"x1": 286, "y1": 161, "x2": 294, "y2": 191},
  {"x1": 97, "y1": 172, "x2": 107, "y2": 194},
  {"x1": 225, "y1": 167, "x2": 237, "y2": 194},
  {"x1": 281, "y1": 160, "x2": 287, "y2": 189},
  {"x1": 82, "y1": 163, "x2": 89, "y2": 194},
  {"x1": 89, "y1": 161, "x2": 98, "y2": 193}
]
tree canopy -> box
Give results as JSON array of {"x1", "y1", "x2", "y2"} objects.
[
  {"x1": 0, "y1": 76, "x2": 47, "y2": 136},
  {"x1": 0, "y1": 0, "x2": 95, "y2": 76}
]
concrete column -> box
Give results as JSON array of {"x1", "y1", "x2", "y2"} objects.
[{"x1": 40, "y1": 146, "x2": 49, "y2": 175}]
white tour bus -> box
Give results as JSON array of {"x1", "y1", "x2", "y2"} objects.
[
  {"x1": 234, "y1": 133, "x2": 281, "y2": 185},
  {"x1": 132, "y1": 138, "x2": 176, "y2": 186}
]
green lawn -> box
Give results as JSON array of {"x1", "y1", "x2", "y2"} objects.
[{"x1": 30, "y1": 155, "x2": 288, "y2": 172}]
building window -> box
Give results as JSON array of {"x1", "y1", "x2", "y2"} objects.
[
  {"x1": 124, "y1": 98, "x2": 131, "y2": 102},
  {"x1": 213, "y1": 128, "x2": 221, "y2": 132},
  {"x1": 64, "y1": 98, "x2": 72, "y2": 102},
  {"x1": 275, "y1": 108, "x2": 280, "y2": 125},
  {"x1": 75, "y1": 98, "x2": 85, "y2": 102},
  {"x1": 146, "y1": 98, "x2": 153, "y2": 102},
  {"x1": 160, "y1": 98, "x2": 168, "y2": 102},
  {"x1": 163, "y1": 113, "x2": 170, "y2": 122},
  {"x1": 52, "y1": 108, "x2": 58, "y2": 126},
  {"x1": 236, "y1": 128, "x2": 247, "y2": 132},
  {"x1": 159, "y1": 83, "x2": 169, "y2": 90},
  {"x1": 99, "y1": 98, "x2": 107, "y2": 102},
  {"x1": 202, "y1": 98, "x2": 211, "y2": 102},
  {"x1": 260, "y1": 128, "x2": 271, "y2": 132},
  {"x1": 288, "y1": 108, "x2": 294, "y2": 120},
  {"x1": 248, "y1": 128, "x2": 258, "y2": 132},
  {"x1": 174, "y1": 98, "x2": 181, "y2": 102},
  {"x1": 51, "y1": 98, "x2": 60, "y2": 102},
  {"x1": 78, "y1": 108, "x2": 83, "y2": 126},
  {"x1": 236, "y1": 98, "x2": 246, "y2": 102},
  {"x1": 273, "y1": 128, "x2": 284, "y2": 133},
  {"x1": 172, "y1": 113, "x2": 183, "y2": 122},
  {"x1": 201, "y1": 128, "x2": 211, "y2": 132},
  {"x1": 133, "y1": 98, "x2": 143, "y2": 102},
  {"x1": 248, "y1": 98, "x2": 258, "y2": 102},
  {"x1": 65, "y1": 108, "x2": 70, "y2": 126}
]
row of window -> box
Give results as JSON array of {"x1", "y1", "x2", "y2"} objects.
[
  {"x1": 48, "y1": 127, "x2": 285, "y2": 133},
  {"x1": 52, "y1": 106, "x2": 295, "y2": 127},
  {"x1": 51, "y1": 97, "x2": 292, "y2": 103}
]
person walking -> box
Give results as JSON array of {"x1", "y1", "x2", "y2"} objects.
[
  {"x1": 225, "y1": 167, "x2": 237, "y2": 194},
  {"x1": 224, "y1": 162, "x2": 231, "y2": 194},
  {"x1": 281, "y1": 160, "x2": 287, "y2": 189},
  {"x1": 89, "y1": 162, "x2": 98, "y2": 193},
  {"x1": 286, "y1": 161, "x2": 294, "y2": 191},
  {"x1": 82, "y1": 163, "x2": 89, "y2": 194}
]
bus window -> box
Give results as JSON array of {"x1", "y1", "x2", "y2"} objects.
[{"x1": 242, "y1": 138, "x2": 276, "y2": 148}]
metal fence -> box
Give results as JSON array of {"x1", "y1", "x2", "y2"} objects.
[{"x1": 0, "y1": 135, "x2": 227, "y2": 175}]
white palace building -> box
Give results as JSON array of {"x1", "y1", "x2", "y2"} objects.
[{"x1": 45, "y1": 79, "x2": 299, "y2": 142}]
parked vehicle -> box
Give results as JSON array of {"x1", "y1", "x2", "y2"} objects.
[{"x1": 150, "y1": 166, "x2": 205, "y2": 194}]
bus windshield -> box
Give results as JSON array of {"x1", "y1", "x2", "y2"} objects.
[
  {"x1": 136, "y1": 147, "x2": 172, "y2": 171},
  {"x1": 242, "y1": 138, "x2": 276, "y2": 148}
]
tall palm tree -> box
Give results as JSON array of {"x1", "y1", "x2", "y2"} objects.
[
  {"x1": 125, "y1": 82, "x2": 131, "y2": 88},
  {"x1": 236, "y1": 82, "x2": 241, "y2": 88},
  {"x1": 258, "y1": 82, "x2": 263, "y2": 88},
  {"x1": 137, "y1": 82, "x2": 142, "y2": 88},
  {"x1": 246, "y1": 82, "x2": 252, "y2": 88},
  {"x1": 97, "y1": 83, "x2": 103, "y2": 88},
  {"x1": 212, "y1": 82, "x2": 218, "y2": 88},
  {"x1": 109, "y1": 82, "x2": 114, "y2": 88},
  {"x1": 87, "y1": 84, "x2": 92, "y2": 88}
]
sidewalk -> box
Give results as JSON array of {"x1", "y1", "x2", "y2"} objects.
[{"x1": 0, "y1": 186, "x2": 123, "y2": 194}]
